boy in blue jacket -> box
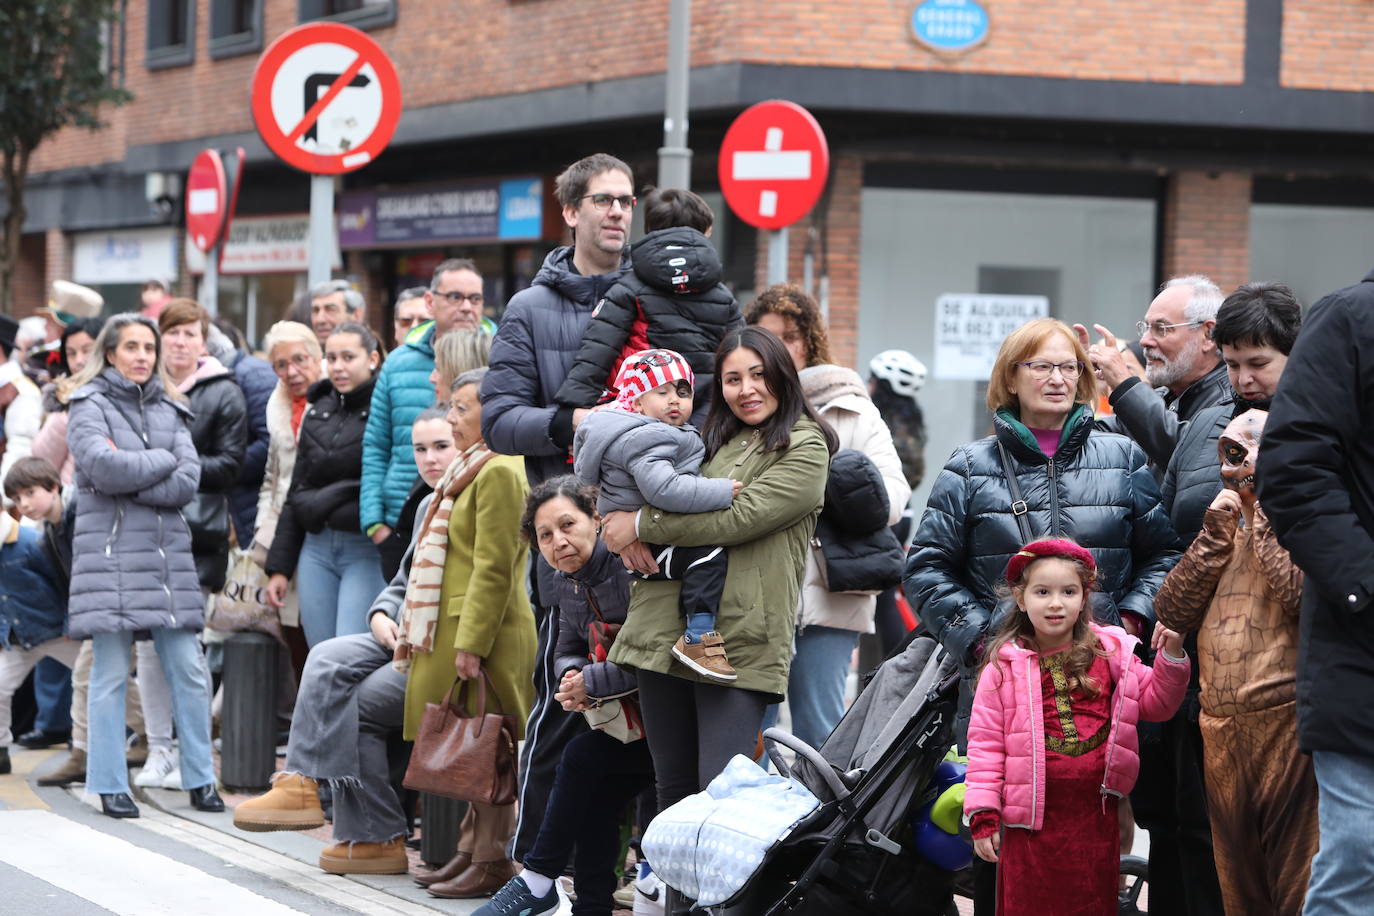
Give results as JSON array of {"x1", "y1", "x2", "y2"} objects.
[{"x1": 0, "y1": 456, "x2": 77, "y2": 775}]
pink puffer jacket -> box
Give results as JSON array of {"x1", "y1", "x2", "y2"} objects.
[{"x1": 963, "y1": 623, "x2": 1189, "y2": 831}]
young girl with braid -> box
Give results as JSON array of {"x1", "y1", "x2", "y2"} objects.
[{"x1": 964, "y1": 540, "x2": 1190, "y2": 915}]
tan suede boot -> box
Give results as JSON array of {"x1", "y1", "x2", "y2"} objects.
[
  {"x1": 37, "y1": 748, "x2": 87, "y2": 787},
  {"x1": 232, "y1": 772, "x2": 325, "y2": 832},
  {"x1": 319, "y1": 837, "x2": 409, "y2": 875}
]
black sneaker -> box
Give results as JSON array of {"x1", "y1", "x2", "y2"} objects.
[{"x1": 472, "y1": 876, "x2": 560, "y2": 916}]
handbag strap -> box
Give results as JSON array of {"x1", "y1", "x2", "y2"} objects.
[
  {"x1": 584, "y1": 586, "x2": 607, "y2": 624},
  {"x1": 997, "y1": 442, "x2": 1035, "y2": 546}
]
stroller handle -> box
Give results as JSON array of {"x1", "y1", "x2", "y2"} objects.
[{"x1": 762, "y1": 727, "x2": 851, "y2": 802}]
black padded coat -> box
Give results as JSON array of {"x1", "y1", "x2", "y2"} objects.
[
  {"x1": 265, "y1": 376, "x2": 374, "y2": 578},
  {"x1": 905, "y1": 406, "x2": 1180, "y2": 669},
  {"x1": 183, "y1": 362, "x2": 247, "y2": 592},
  {"x1": 554, "y1": 226, "x2": 743, "y2": 427}
]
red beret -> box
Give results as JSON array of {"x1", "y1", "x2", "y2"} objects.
[{"x1": 1004, "y1": 539, "x2": 1097, "y2": 585}]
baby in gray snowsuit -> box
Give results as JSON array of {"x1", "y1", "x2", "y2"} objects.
[{"x1": 573, "y1": 348, "x2": 741, "y2": 682}]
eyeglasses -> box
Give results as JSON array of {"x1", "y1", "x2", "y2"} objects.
[
  {"x1": 272, "y1": 352, "x2": 315, "y2": 375},
  {"x1": 577, "y1": 193, "x2": 637, "y2": 211},
  {"x1": 432, "y1": 290, "x2": 485, "y2": 306},
  {"x1": 1015, "y1": 360, "x2": 1086, "y2": 380},
  {"x1": 1135, "y1": 319, "x2": 1202, "y2": 338}
]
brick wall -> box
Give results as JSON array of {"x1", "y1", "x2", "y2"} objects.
[
  {"x1": 43, "y1": 229, "x2": 72, "y2": 295},
  {"x1": 1160, "y1": 170, "x2": 1251, "y2": 295},
  {"x1": 1282, "y1": 0, "x2": 1374, "y2": 90},
  {"x1": 11, "y1": 234, "x2": 48, "y2": 318},
  {"x1": 750, "y1": 154, "x2": 863, "y2": 369},
  {"x1": 30, "y1": 0, "x2": 1249, "y2": 176}
]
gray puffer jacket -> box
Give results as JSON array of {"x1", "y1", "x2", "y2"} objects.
[
  {"x1": 572, "y1": 408, "x2": 735, "y2": 516},
  {"x1": 67, "y1": 368, "x2": 204, "y2": 637},
  {"x1": 481, "y1": 246, "x2": 630, "y2": 487},
  {"x1": 553, "y1": 540, "x2": 637, "y2": 701}
]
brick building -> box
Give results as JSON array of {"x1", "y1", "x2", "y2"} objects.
[{"x1": 9, "y1": 0, "x2": 1374, "y2": 507}]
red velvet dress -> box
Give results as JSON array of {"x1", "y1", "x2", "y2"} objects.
[{"x1": 996, "y1": 650, "x2": 1118, "y2": 916}]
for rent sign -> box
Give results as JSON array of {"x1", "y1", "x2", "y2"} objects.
[{"x1": 933, "y1": 293, "x2": 1048, "y2": 380}]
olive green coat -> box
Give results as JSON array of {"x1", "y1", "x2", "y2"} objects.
[
  {"x1": 610, "y1": 417, "x2": 830, "y2": 700},
  {"x1": 403, "y1": 454, "x2": 537, "y2": 740}
]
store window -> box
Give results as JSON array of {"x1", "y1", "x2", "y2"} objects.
[
  {"x1": 146, "y1": 0, "x2": 195, "y2": 69},
  {"x1": 298, "y1": 0, "x2": 396, "y2": 30},
  {"x1": 209, "y1": 0, "x2": 262, "y2": 59},
  {"x1": 1250, "y1": 203, "x2": 1374, "y2": 309},
  {"x1": 858, "y1": 183, "x2": 1157, "y2": 513}
]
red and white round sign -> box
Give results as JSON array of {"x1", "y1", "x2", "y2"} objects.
[
  {"x1": 250, "y1": 22, "x2": 402, "y2": 175},
  {"x1": 718, "y1": 100, "x2": 830, "y2": 230},
  {"x1": 186, "y1": 149, "x2": 228, "y2": 252}
]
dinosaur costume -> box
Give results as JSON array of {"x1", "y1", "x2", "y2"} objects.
[{"x1": 1154, "y1": 409, "x2": 1318, "y2": 916}]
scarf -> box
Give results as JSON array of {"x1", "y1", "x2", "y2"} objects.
[{"x1": 393, "y1": 441, "x2": 495, "y2": 671}]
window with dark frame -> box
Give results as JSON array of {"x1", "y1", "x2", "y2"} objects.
[
  {"x1": 210, "y1": 0, "x2": 263, "y2": 59},
  {"x1": 298, "y1": 0, "x2": 396, "y2": 31},
  {"x1": 146, "y1": 0, "x2": 195, "y2": 69}
]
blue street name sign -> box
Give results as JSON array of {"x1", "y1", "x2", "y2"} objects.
[{"x1": 911, "y1": 0, "x2": 990, "y2": 54}]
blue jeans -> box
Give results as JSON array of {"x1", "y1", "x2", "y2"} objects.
[
  {"x1": 34, "y1": 656, "x2": 73, "y2": 733},
  {"x1": 295, "y1": 528, "x2": 387, "y2": 648},
  {"x1": 761, "y1": 625, "x2": 859, "y2": 750},
  {"x1": 1306, "y1": 750, "x2": 1374, "y2": 914},
  {"x1": 87, "y1": 628, "x2": 215, "y2": 795}
]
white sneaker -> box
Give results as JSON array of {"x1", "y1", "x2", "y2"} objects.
[
  {"x1": 161, "y1": 749, "x2": 183, "y2": 790},
  {"x1": 553, "y1": 878, "x2": 574, "y2": 916},
  {"x1": 134, "y1": 747, "x2": 177, "y2": 788},
  {"x1": 632, "y1": 865, "x2": 666, "y2": 915}
]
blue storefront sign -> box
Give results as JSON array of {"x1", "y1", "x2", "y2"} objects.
[
  {"x1": 339, "y1": 176, "x2": 544, "y2": 248},
  {"x1": 911, "y1": 0, "x2": 989, "y2": 54}
]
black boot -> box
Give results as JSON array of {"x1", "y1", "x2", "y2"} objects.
[
  {"x1": 0, "y1": 746, "x2": 9, "y2": 775},
  {"x1": 100, "y1": 792, "x2": 140, "y2": 818},
  {"x1": 189, "y1": 784, "x2": 225, "y2": 812}
]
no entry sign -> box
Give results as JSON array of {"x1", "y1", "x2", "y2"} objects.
[
  {"x1": 718, "y1": 100, "x2": 830, "y2": 230},
  {"x1": 186, "y1": 149, "x2": 228, "y2": 252},
  {"x1": 251, "y1": 22, "x2": 402, "y2": 175}
]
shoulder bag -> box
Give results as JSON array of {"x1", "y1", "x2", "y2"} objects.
[{"x1": 581, "y1": 589, "x2": 645, "y2": 743}]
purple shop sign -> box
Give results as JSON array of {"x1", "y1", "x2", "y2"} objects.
[{"x1": 339, "y1": 180, "x2": 503, "y2": 247}]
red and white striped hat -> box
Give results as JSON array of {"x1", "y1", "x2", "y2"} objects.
[{"x1": 613, "y1": 348, "x2": 695, "y2": 411}]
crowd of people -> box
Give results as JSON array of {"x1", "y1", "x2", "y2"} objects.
[{"x1": 0, "y1": 147, "x2": 1367, "y2": 916}]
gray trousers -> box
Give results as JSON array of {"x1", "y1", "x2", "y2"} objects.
[{"x1": 284, "y1": 632, "x2": 407, "y2": 843}]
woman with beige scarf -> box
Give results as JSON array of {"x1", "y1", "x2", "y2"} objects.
[{"x1": 399, "y1": 367, "x2": 536, "y2": 900}]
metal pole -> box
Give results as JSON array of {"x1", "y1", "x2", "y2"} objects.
[
  {"x1": 308, "y1": 174, "x2": 334, "y2": 286},
  {"x1": 767, "y1": 227, "x2": 789, "y2": 285},
  {"x1": 202, "y1": 244, "x2": 219, "y2": 316},
  {"x1": 657, "y1": 0, "x2": 692, "y2": 189}
]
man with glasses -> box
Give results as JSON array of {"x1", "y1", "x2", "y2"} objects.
[
  {"x1": 1077, "y1": 275, "x2": 1231, "y2": 471},
  {"x1": 480, "y1": 153, "x2": 634, "y2": 873},
  {"x1": 391, "y1": 287, "x2": 430, "y2": 351},
  {"x1": 361, "y1": 259, "x2": 487, "y2": 552},
  {"x1": 309, "y1": 279, "x2": 366, "y2": 345}
]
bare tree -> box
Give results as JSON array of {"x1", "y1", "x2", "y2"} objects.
[{"x1": 0, "y1": 0, "x2": 132, "y2": 314}]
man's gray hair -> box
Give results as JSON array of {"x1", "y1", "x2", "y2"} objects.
[
  {"x1": 1163, "y1": 275, "x2": 1223, "y2": 324},
  {"x1": 395, "y1": 286, "x2": 428, "y2": 306},
  {"x1": 451, "y1": 366, "x2": 489, "y2": 393},
  {"x1": 311, "y1": 279, "x2": 364, "y2": 315}
]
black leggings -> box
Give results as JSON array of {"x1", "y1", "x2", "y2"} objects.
[{"x1": 636, "y1": 670, "x2": 770, "y2": 813}]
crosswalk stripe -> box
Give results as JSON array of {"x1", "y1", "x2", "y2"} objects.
[{"x1": 0, "y1": 809, "x2": 308, "y2": 915}]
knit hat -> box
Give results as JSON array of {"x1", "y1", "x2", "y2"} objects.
[
  {"x1": 613, "y1": 348, "x2": 694, "y2": 412},
  {"x1": 1004, "y1": 538, "x2": 1097, "y2": 585}
]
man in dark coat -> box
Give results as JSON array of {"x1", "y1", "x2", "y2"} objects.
[
  {"x1": 1258, "y1": 267, "x2": 1374, "y2": 915},
  {"x1": 479, "y1": 153, "x2": 633, "y2": 866}
]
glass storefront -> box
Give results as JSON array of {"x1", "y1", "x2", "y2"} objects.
[{"x1": 1250, "y1": 203, "x2": 1374, "y2": 308}]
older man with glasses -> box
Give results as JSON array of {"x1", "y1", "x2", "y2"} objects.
[
  {"x1": 1076, "y1": 275, "x2": 1231, "y2": 472},
  {"x1": 361, "y1": 259, "x2": 489, "y2": 558}
]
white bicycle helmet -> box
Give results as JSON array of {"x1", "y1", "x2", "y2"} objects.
[{"x1": 869, "y1": 349, "x2": 927, "y2": 397}]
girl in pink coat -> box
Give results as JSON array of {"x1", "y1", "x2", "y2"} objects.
[{"x1": 964, "y1": 539, "x2": 1190, "y2": 915}]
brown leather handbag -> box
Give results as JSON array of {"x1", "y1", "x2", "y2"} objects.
[{"x1": 403, "y1": 669, "x2": 518, "y2": 805}]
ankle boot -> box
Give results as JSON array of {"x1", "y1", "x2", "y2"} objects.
[
  {"x1": 413, "y1": 849, "x2": 473, "y2": 887},
  {"x1": 38, "y1": 748, "x2": 86, "y2": 786}
]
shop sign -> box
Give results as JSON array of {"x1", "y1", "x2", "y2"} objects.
[
  {"x1": 933, "y1": 293, "x2": 1047, "y2": 380},
  {"x1": 339, "y1": 176, "x2": 545, "y2": 247},
  {"x1": 185, "y1": 213, "x2": 340, "y2": 275},
  {"x1": 911, "y1": 0, "x2": 990, "y2": 55},
  {"x1": 73, "y1": 227, "x2": 178, "y2": 285}
]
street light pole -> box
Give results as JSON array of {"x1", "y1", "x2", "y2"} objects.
[{"x1": 657, "y1": 0, "x2": 692, "y2": 189}]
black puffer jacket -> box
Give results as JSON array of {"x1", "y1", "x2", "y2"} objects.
[
  {"x1": 184, "y1": 361, "x2": 248, "y2": 592},
  {"x1": 813, "y1": 449, "x2": 904, "y2": 594},
  {"x1": 266, "y1": 376, "x2": 374, "y2": 578},
  {"x1": 555, "y1": 226, "x2": 744, "y2": 427},
  {"x1": 553, "y1": 540, "x2": 637, "y2": 701},
  {"x1": 905, "y1": 406, "x2": 1180, "y2": 667}
]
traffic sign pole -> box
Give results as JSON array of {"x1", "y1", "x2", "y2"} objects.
[
  {"x1": 768, "y1": 228, "x2": 789, "y2": 285},
  {"x1": 202, "y1": 245, "x2": 220, "y2": 315},
  {"x1": 657, "y1": 0, "x2": 692, "y2": 189},
  {"x1": 308, "y1": 174, "x2": 335, "y2": 286}
]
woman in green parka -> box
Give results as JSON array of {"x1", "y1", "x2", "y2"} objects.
[
  {"x1": 394, "y1": 367, "x2": 535, "y2": 900},
  {"x1": 600, "y1": 327, "x2": 837, "y2": 825}
]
